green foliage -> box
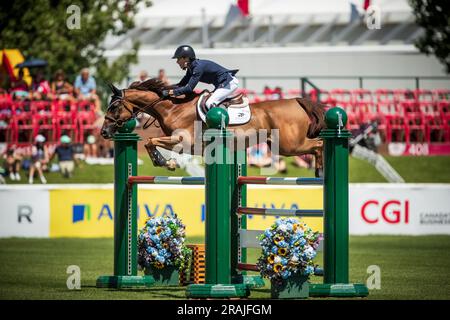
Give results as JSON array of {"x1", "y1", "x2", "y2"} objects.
[
  {"x1": 0, "y1": 0, "x2": 150, "y2": 86},
  {"x1": 409, "y1": 0, "x2": 450, "y2": 73}
]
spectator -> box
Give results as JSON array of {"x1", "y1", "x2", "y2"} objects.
[
  {"x1": 139, "y1": 70, "x2": 149, "y2": 82},
  {"x1": 157, "y1": 69, "x2": 170, "y2": 85},
  {"x1": 247, "y1": 143, "x2": 272, "y2": 168},
  {"x1": 84, "y1": 134, "x2": 98, "y2": 158},
  {"x1": 10, "y1": 69, "x2": 29, "y2": 100},
  {"x1": 30, "y1": 71, "x2": 52, "y2": 100},
  {"x1": 3, "y1": 147, "x2": 22, "y2": 181},
  {"x1": 293, "y1": 155, "x2": 314, "y2": 169},
  {"x1": 74, "y1": 68, "x2": 101, "y2": 114},
  {"x1": 51, "y1": 69, "x2": 74, "y2": 101},
  {"x1": 273, "y1": 86, "x2": 284, "y2": 99},
  {"x1": 263, "y1": 86, "x2": 273, "y2": 100},
  {"x1": 51, "y1": 135, "x2": 76, "y2": 178},
  {"x1": 29, "y1": 134, "x2": 49, "y2": 184}
]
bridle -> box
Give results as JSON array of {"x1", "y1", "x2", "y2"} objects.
[{"x1": 105, "y1": 92, "x2": 164, "y2": 129}]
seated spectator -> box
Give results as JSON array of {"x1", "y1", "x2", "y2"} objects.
[
  {"x1": 51, "y1": 69, "x2": 74, "y2": 101},
  {"x1": 29, "y1": 134, "x2": 49, "y2": 184},
  {"x1": 51, "y1": 135, "x2": 76, "y2": 178},
  {"x1": 74, "y1": 68, "x2": 101, "y2": 114},
  {"x1": 247, "y1": 143, "x2": 272, "y2": 168},
  {"x1": 273, "y1": 86, "x2": 284, "y2": 99},
  {"x1": 293, "y1": 155, "x2": 314, "y2": 169},
  {"x1": 84, "y1": 134, "x2": 98, "y2": 158},
  {"x1": 263, "y1": 86, "x2": 273, "y2": 100},
  {"x1": 3, "y1": 147, "x2": 22, "y2": 181},
  {"x1": 98, "y1": 138, "x2": 114, "y2": 158},
  {"x1": 10, "y1": 69, "x2": 29, "y2": 100},
  {"x1": 139, "y1": 70, "x2": 149, "y2": 82},
  {"x1": 157, "y1": 69, "x2": 170, "y2": 85},
  {"x1": 30, "y1": 71, "x2": 52, "y2": 100}
]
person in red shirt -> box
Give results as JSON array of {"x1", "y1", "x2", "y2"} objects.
[
  {"x1": 31, "y1": 71, "x2": 52, "y2": 100},
  {"x1": 10, "y1": 69, "x2": 29, "y2": 100}
]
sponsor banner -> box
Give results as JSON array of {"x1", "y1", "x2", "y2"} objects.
[
  {"x1": 350, "y1": 184, "x2": 450, "y2": 235},
  {"x1": 0, "y1": 187, "x2": 50, "y2": 237},
  {"x1": 49, "y1": 185, "x2": 324, "y2": 238},
  {"x1": 388, "y1": 143, "x2": 450, "y2": 156},
  {"x1": 3, "y1": 184, "x2": 450, "y2": 237}
]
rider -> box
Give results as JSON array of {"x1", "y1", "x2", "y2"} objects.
[{"x1": 162, "y1": 45, "x2": 240, "y2": 110}]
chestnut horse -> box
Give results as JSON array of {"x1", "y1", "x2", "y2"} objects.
[{"x1": 101, "y1": 79, "x2": 326, "y2": 176}]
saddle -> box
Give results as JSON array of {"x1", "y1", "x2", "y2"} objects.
[
  {"x1": 199, "y1": 92, "x2": 246, "y2": 115},
  {"x1": 197, "y1": 91, "x2": 251, "y2": 125}
]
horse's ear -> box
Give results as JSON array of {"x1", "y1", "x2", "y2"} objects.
[{"x1": 108, "y1": 83, "x2": 122, "y2": 96}]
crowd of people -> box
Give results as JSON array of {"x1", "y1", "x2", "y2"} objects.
[
  {"x1": 7, "y1": 68, "x2": 102, "y2": 114},
  {"x1": 1, "y1": 131, "x2": 114, "y2": 184}
]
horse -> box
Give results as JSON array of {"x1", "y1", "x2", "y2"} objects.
[{"x1": 101, "y1": 79, "x2": 326, "y2": 177}]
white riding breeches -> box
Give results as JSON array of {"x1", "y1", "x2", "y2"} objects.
[{"x1": 205, "y1": 76, "x2": 239, "y2": 109}]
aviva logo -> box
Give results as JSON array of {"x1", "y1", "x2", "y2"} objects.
[{"x1": 72, "y1": 205, "x2": 91, "y2": 223}]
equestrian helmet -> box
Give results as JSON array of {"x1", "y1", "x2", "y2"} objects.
[{"x1": 172, "y1": 45, "x2": 196, "y2": 59}]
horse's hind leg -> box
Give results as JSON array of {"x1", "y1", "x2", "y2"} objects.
[
  {"x1": 293, "y1": 138, "x2": 324, "y2": 178},
  {"x1": 144, "y1": 135, "x2": 184, "y2": 171}
]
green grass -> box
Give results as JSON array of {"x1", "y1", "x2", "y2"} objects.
[
  {"x1": 4, "y1": 155, "x2": 450, "y2": 184},
  {"x1": 1, "y1": 236, "x2": 449, "y2": 300}
]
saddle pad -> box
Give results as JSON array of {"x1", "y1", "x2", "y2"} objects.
[{"x1": 197, "y1": 93, "x2": 251, "y2": 125}]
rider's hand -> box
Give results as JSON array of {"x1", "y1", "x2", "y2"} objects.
[{"x1": 162, "y1": 89, "x2": 173, "y2": 97}]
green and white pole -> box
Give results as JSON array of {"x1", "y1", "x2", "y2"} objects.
[
  {"x1": 186, "y1": 108, "x2": 250, "y2": 298},
  {"x1": 97, "y1": 119, "x2": 155, "y2": 289},
  {"x1": 309, "y1": 107, "x2": 369, "y2": 297}
]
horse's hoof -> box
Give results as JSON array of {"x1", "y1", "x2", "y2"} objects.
[{"x1": 315, "y1": 168, "x2": 324, "y2": 178}]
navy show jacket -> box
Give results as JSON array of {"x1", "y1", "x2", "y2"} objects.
[{"x1": 173, "y1": 59, "x2": 239, "y2": 96}]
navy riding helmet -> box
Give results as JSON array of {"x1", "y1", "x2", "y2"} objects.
[{"x1": 172, "y1": 45, "x2": 196, "y2": 60}]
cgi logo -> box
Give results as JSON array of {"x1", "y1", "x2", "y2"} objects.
[{"x1": 361, "y1": 200, "x2": 409, "y2": 224}]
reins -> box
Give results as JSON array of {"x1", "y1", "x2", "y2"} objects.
[{"x1": 106, "y1": 95, "x2": 164, "y2": 129}]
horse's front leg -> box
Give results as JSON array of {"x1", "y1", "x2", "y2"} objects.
[{"x1": 144, "y1": 135, "x2": 184, "y2": 171}]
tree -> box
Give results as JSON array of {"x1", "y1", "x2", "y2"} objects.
[
  {"x1": 0, "y1": 0, "x2": 151, "y2": 105},
  {"x1": 409, "y1": 0, "x2": 450, "y2": 73}
]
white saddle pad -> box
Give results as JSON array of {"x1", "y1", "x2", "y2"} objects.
[{"x1": 197, "y1": 93, "x2": 251, "y2": 125}]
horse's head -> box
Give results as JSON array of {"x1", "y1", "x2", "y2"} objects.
[
  {"x1": 101, "y1": 83, "x2": 136, "y2": 139},
  {"x1": 101, "y1": 79, "x2": 170, "y2": 139}
]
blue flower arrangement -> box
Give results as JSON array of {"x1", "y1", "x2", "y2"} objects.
[
  {"x1": 257, "y1": 218, "x2": 321, "y2": 282},
  {"x1": 138, "y1": 215, "x2": 190, "y2": 270}
]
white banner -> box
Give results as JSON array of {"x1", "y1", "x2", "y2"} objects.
[
  {"x1": 0, "y1": 187, "x2": 50, "y2": 237},
  {"x1": 349, "y1": 184, "x2": 450, "y2": 235},
  {"x1": 1, "y1": 184, "x2": 449, "y2": 237}
]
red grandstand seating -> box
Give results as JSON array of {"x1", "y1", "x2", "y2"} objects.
[
  {"x1": 414, "y1": 89, "x2": 433, "y2": 102},
  {"x1": 54, "y1": 100, "x2": 78, "y2": 142},
  {"x1": 432, "y1": 89, "x2": 450, "y2": 102},
  {"x1": 376, "y1": 101, "x2": 396, "y2": 116},
  {"x1": 346, "y1": 111, "x2": 360, "y2": 131},
  {"x1": 385, "y1": 114, "x2": 406, "y2": 143},
  {"x1": 425, "y1": 114, "x2": 447, "y2": 143},
  {"x1": 439, "y1": 102, "x2": 450, "y2": 141},
  {"x1": 309, "y1": 89, "x2": 334, "y2": 105},
  {"x1": 375, "y1": 89, "x2": 395, "y2": 103},
  {"x1": 405, "y1": 113, "x2": 426, "y2": 144},
  {"x1": 330, "y1": 89, "x2": 352, "y2": 109},
  {"x1": 400, "y1": 100, "x2": 421, "y2": 117},
  {"x1": 394, "y1": 89, "x2": 415, "y2": 103}
]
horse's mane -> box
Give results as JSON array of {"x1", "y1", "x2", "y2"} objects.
[{"x1": 128, "y1": 78, "x2": 170, "y2": 94}]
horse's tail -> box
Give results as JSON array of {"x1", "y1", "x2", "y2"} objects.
[{"x1": 295, "y1": 98, "x2": 326, "y2": 139}]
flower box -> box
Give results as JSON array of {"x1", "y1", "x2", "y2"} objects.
[
  {"x1": 145, "y1": 265, "x2": 180, "y2": 286},
  {"x1": 271, "y1": 273, "x2": 309, "y2": 299}
]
